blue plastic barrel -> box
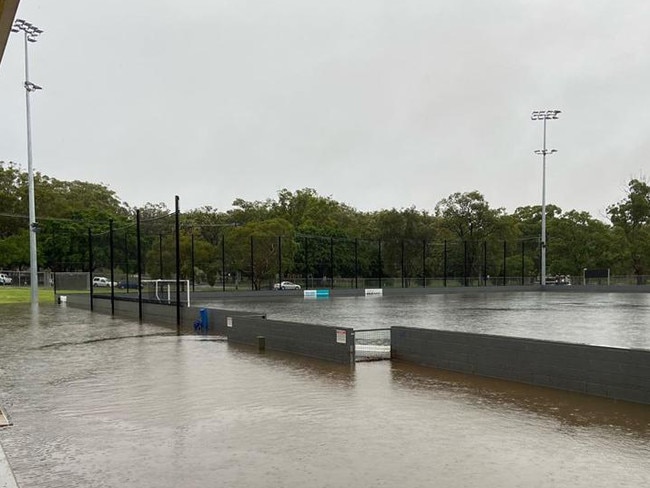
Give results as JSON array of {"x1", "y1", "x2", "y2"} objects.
[{"x1": 200, "y1": 308, "x2": 209, "y2": 333}]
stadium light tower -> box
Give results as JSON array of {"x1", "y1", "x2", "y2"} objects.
[
  {"x1": 11, "y1": 19, "x2": 44, "y2": 305},
  {"x1": 531, "y1": 109, "x2": 560, "y2": 288}
]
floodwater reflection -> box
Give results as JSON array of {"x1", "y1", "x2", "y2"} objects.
[
  {"x1": 200, "y1": 291, "x2": 650, "y2": 349},
  {"x1": 391, "y1": 361, "x2": 650, "y2": 433},
  {"x1": 0, "y1": 303, "x2": 649, "y2": 487}
]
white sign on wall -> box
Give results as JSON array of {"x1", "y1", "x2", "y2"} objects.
[
  {"x1": 227, "y1": 317, "x2": 233, "y2": 328},
  {"x1": 365, "y1": 288, "x2": 383, "y2": 297},
  {"x1": 336, "y1": 329, "x2": 347, "y2": 344}
]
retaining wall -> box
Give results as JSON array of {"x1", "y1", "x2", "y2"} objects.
[
  {"x1": 63, "y1": 294, "x2": 256, "y2": 335},
  {"x1": 65, "y1": 294, "x2": 199, "y2": 331},
  {"x1": 61, "y1": 294, "x2": 355, "y2": 364},
  {"x1": 391, "y1": 327, "x2": 650, "y2": 405},
  {"x1": 225, "y1": 314, "x2": 355, "y2": 364}
]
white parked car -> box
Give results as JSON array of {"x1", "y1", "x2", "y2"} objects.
[
  {"x1": 545, "y1": 275, "x2": 572, "y2": 286},
  {"x1": 0, "y1": 273, "x2": 12, "y2": 285},
  {"x1": 92, "y1": 276, "x2": 114, "y2": 287},
  {"x1": 273, "y1": 281, "x2": 301, "y2": 290}
]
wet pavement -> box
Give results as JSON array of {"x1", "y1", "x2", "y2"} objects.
[{"x1": 0, "y1": 300, "x2": 649, "y2": 487}]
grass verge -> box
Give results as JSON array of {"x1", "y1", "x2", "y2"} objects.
[{"x1": 0, "y1": 287, "x2": 58, "y2": 305}]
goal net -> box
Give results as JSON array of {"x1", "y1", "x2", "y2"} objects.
[{"x1": 142, "y1": 279, "x2": 191, "y2": 307}]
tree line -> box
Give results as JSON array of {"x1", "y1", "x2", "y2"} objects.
[{"x1": 2, "y1": 160, "x2": 650, "y2": 285}]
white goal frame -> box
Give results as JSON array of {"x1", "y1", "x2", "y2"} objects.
[{"x1": 142, "y1": 279, "x2": 191, "y2": 307}]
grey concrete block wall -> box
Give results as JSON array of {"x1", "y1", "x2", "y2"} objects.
[
  {"x1": 63, "y1": 293, "x2": 91, "y2": 309},
  {"x1": 391, "y1": 327, "x2": 650, "y2": 405},
  {"x1": 61, "y1": 294, "x2": 354, "y2": 364},
  {"x1": 226, "y1": 315, "x2": 355, "y2": 364},
  {"x1": 64, "y1": 294, "x2": 209, "y2": 333}
]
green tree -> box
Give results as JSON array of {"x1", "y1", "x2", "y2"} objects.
[
  {"x1": 607, "y1": 179, "x2": 650, "y2": 281},
  {"x1": 225, "y1": 218, "x2": 296, "y2": 289},
  {"x1": 547, "y1": 210, "x2": 614, "y2": 277},
  {"x1": 268, "y1": 189, "x2": 361, "y2": 282},
  {"x1": 435, "y1": 191, "x2": 515, "y2": 281},
  {"x1": 0, "y1": 161, "x2": 132, "y2": 271},
  {"x1": 512, "y1": 204, "x2": 562, "y2": 239},
  {"x1": 184, "y1": 206, "x2": 236, "y2": 247},
  {"x1": 273, "y1": 188, "x2": 357, "y2": 234},
  {"x1": 370, "y1": 207, "x2": 437, "y2": 282},
  {"x1": 0, "y1": 231, "x2": 29, "y2": 268},
  {"x1": 512, "y1": 204, "x2": 563, "y2": 279},
  {"x1": 0, "y1": 162, "x2": 27, "y2": 238},
  {"x1": 227, "y1": 198, "x2": 274, "y2": 224}
]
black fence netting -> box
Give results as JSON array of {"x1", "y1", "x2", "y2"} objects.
[{"x1": 40, "y1": 197, "x2": 546, "y2": 292}]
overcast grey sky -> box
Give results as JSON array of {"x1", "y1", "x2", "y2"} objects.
[{"x1": 1, "y1": 1, "x2": 649, "y2": 220}]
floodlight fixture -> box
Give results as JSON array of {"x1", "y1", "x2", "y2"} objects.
[
  {"x1": 12, "y1": 19, "x2": 44, "y2": 42},
  {"x1": 24, "y1": 81, "x2": 42, "y2": 91},
  {"x1": 534, "y1": 149, "x2": 558, "y2": 156},
  {"x1": 531, "y1": 110, "x2": 561, "y2": 120}
]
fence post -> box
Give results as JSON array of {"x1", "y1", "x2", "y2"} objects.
[
  {"x1": 136, "y1": 209, "x2": 143, "y2": 323},
  {"x1": 88, "y1": 227, "x2": 93, "y2": 312},
  {"x1": 278, "y1": 235, "x2": 282, "y2": 285},
  {"x1": 174, "y1": 196, "x2": 181, "y2": 333},
  {"x1": 191, "y1": 232, "x2": 195, "y2": 292},
  {"x1": 124, "y1": 232, "x2": 129, "y2": 293},
  {"x1": 304, "y1": 236, "x2": 309, "y2": 289},
  {"x1": 503, "y1": 240, "x2": 507, "y2": 286},
  {"x1": 250, "y1": 235, "x2": 255, "y2": 291},
  {"x1": 354, "y1": 238, "x2": 359, "y2": 289},
  {"x1": 443, "y1": 240, "x2": 447, "y2": 287},
  {"x1": 401, "y1": 240, "x2": 405, "y2": 289},
  {"x1": 159, "y1": 233, "x2": 163, "y2": 278},
  {"x1": 422, "y1": 239, "x2": 427, "y2": 288},
  {"x1": 483, "y1": 240, "x2": 487, "y2": 286},
  {"x1": 378, "y1": 239, "x2": 382, "y2": 288},
  {"x1": 463, "y1": 240, "x2": 468, "y2": 286},
  {"x1": 330, "y1": 237, "x2": 334, "y2": 289},
  {"x1": 521, "y1": 240, "x2": 525, "y2": 285},
  {"x1": 221, "y1": 234, "x2": 226, "y2": 292},
  {"x1": 110, "y1": 219, "x2": 115, "y2": 316}
]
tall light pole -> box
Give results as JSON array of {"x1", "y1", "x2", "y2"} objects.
[
  {"x1": 531, "y1": 109, "x2": 560, "y2": 288},
  {"x1": 11, "y1": 19, "x2": 43, "y2": 305}
]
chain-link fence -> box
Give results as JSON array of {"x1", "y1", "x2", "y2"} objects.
[
  {"x1": 10, "y1": 194, "x2": 650, "y2": 291},
  {"x1": 355, "y1": 328, "x2": 391, "y2": 361}
]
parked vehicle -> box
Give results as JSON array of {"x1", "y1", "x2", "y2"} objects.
[
  {"x1": 0, "y1": 273, "x2": 12, "y2": 285},
  {"x1": 546, "y1": 275, "x2": 572, "y2": 286},
  {"x1": 273, "y1": 281, "x2": 301, "y2": 290},
  {"x1": 93, "y1": 276, "x2": 114, "y2": 287},
  {"x1": 117, "y1": 280, "x2": 141, "y2": 290}
]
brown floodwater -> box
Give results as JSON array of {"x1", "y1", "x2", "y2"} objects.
[{"x1": 0, "y1": 302, "x2": 649, "y2": 487}]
